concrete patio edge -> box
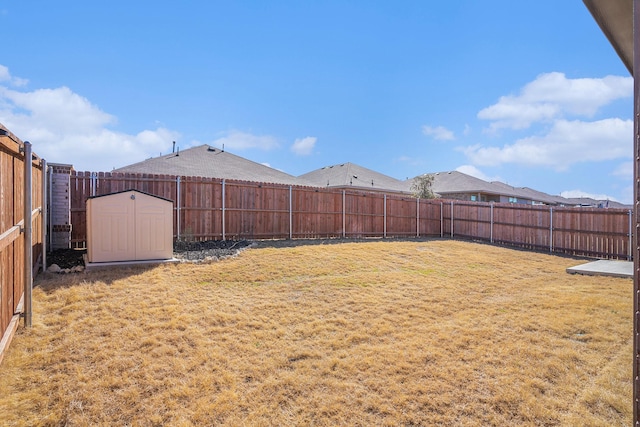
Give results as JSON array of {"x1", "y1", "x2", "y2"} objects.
[{"x1": 566, "y1": 259, "x2": 633, "y2": 279}]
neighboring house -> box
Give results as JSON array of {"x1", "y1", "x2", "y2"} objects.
[
  {"x1": 299, "y1": 162, "x2": 411, "y2": 195},
  {"x1": 425, "y1": 171, "x2": 505, "y2": 203},
  {"x1": 113, "y1": 147, "x2": 629, "y2": 208},
  {"x1": 409, "y1": 171, "x2": 629, "y2": 208},
  {"x1": 421, "y1": 171, "x2": 548, "y2": 204},
  {"x1": 113, "y1": 144, "x2": 314, "y2": 187}
]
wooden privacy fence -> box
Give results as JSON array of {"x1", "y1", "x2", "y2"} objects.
[
  {"x1": 0, "y1": 129, "x2": 45, "y2": 364},
  {"x1": 70, "y1": 171, "x2": 632, "y2": 260}
]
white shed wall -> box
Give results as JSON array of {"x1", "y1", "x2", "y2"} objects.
[{"x1": 87, "y1": 190, "x2": 173, "y2": 263}]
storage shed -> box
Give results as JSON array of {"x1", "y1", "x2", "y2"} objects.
[{"x1": 86, "y1": 190, "x2": 173, "y2": 263}]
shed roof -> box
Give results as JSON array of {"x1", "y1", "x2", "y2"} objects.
[
  {"x1": 113, "y1": 144, "x2": 312, "y2": 187},
  {"x1": 87, "y1": 189, "x2": 173, "y2": 203}
]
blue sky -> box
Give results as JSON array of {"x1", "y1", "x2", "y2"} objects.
[{"x1": 0, "y1": 1, "x2": 633, "y2": 203}]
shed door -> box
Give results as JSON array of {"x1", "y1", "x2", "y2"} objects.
[
  {"x1": 90, "y1": 192, "x2": 136, "y2": 262},
  {"x1": 135, "y1": 195, "x2": 173, "y2": 260}
]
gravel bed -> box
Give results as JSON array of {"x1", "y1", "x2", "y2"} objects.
[
  {"x1": 46, "y1": 240, "x2": 255, "y2": 269},
  {"x1": 46, "y1": 238, "x2": 426, "y2": 271},
  {"x1": 173, "y1": 240, "x2": 253, "y2": 262}
]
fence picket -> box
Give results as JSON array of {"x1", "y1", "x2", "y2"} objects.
[
  {"x1": 1, "y1": 131, "x2": 44, "y2": 362},
  {"x1": 66, "y1": 171, "x2": 632, "y2": 260}
]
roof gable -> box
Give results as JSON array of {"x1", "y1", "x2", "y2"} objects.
[
  {"x1": 114, "y1": 145, "x2": 312, "y2": 186},
  {"x1": 299, "y1": 162, "x2": 410, "y2": 193}
]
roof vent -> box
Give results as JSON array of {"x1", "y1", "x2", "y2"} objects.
[{"x1": 208, "y1": 147, "x2": 216, "y2": 152}]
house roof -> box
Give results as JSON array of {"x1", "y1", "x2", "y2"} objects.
[
  {"x1": 413, "y1": 171, "x2": 630, "y2": 207},
  {"x1": 113, "y1": 144, "x2": 312, "y2": 186},
  {"x1": 427, "y1": 171, "x2": 546, "y2": 202},
  {"x1": 428, "y1": 171, "x2": 501, "y2": 196},
  {"x1": 299, "y1": 162, "x2": 411, "y2": 194},
  {"x1": 113, "y1": 146, "x2": 629, "y2": 208},
  {"x1": 583, "y1": 0, "x2": 632, "y2": 74}
]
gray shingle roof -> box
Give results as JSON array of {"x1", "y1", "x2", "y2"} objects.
[
  {"x1": 113, "y1": 147, "x2": 630, "y2": 208},
  {"x1": 411, "y1": 170, "x2": 630, "y2": 207},
  {"x1": 428, "y1": 171, "x2": 499, "y2": 195},
  {"x1": 113, "y1": 144, "x2": 313, "y2": 186},
  {"x1": 299, "y1": 162, "x2": 411, "y2": 194}
]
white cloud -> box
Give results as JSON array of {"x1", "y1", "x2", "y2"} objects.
[
  {"x1": 455, "y1": 165, "x2": 501, "y2": 182},
  {"x1": 0, "y1": 72, "x2": 180, "y2": 171},
  {"x1": 211, "y1": 130, "x2": 279, "y2": 151},
  {"x1": 478, "y1": 72, "x2": 632, "y2": 131},
  {"x1": 462, "y1": 118, "x2": 632, "y2": 170},
  {"x1": 1, "y1": 86, "x2": 115, "y2": 134},
  {"x1": 0, "y1": 65, "x2": 28, "y2": 87},
  {"x1": 291, "y1": 136, "x2": 317, "y2": 156},
  {"x1": 560, "y1": 189, "x2": 618, "y2": 202},
  {"x1": 612, "y1": 161, "x2": 633, "y2": 179},
  {"x1": 619, "y1": 185, "x2": 633, "y2": 205},
  {"x1": 422, "y1": 125, "x2": 455, "y2": 141}
]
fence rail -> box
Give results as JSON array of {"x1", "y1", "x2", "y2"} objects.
[
  {"x1": 0, "y1": 130, "x2": 44, "y2": 364},
  {"x1": 69, "y1": 172, "x2": 632, "y2": 260}
]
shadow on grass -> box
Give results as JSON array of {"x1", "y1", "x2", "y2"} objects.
[
  {"x1": 35, "y1": 264, "x2": 159, "y2": 293},
  {"x1": 251, "y1": 236, "x2": 439, "y2": 249}
]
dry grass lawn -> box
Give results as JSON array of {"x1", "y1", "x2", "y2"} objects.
[{"x1": 0, "y1": 239, "x2": 632, "y2": 426}]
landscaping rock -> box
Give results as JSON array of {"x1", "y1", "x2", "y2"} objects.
[
  {"x1": 46, "y1": 240, "x2": 255, "y2": 268},
  {"x1": 48, "y1": 264, "x2": 61, "y2": 273},
  {"x1": 173, "y1": 240, "x2": 253, "y2": 262}
]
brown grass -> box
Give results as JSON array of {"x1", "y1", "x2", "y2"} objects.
[{"x1": 0, "y1": 239, "x2": 632, "y2": 426}]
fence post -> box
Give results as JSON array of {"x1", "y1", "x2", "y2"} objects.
[
  {"x1": 23, "y1": 142, "x2": 33, "y2": 328},
  {"x1": 90, "y1": 172, "x2": 97, "y2": 197},
  {"x1": 342, "y1": 190, "x2": 346, "y2": 238},
  {"x1": 550, "y1": 207, "x2": 554, "y2": 253},
  {"x1": 176, "y1": 176, "x2": 181, "y2": 240},
  {"x1": 416, "y1": 197, "x2": 420, "y2": 238},
  {"x1": 383, "y1": 194, "x2": 387, "y2": 238},
  {"x1": 490, "y1": 202, "x2": 494, "y2": 243},
  {"x1": 440, "y1": 202, "x2": 443, "y2": 238},
  {"x1": 629, "y1": 209, "x2": 633, "y2": 261},
  {"x1": 41, "y1": 158, "x2": 47, "y2": 271},
  {"x1": 450, "y1": 201, "x2": 454, "y2": 238},
  {"x1": 47, "y1": 165, "x2": 53, "y2": 251},
  {"x1": 222, "y1": 179, "x2": 226, "y2": 240},
  {"x1": 289, "y1": 185, "x2": 293, "y2": 240}
]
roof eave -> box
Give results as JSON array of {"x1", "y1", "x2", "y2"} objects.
[{"x1": 583, "y1": 0, "x2": 633, "y2": 74}]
